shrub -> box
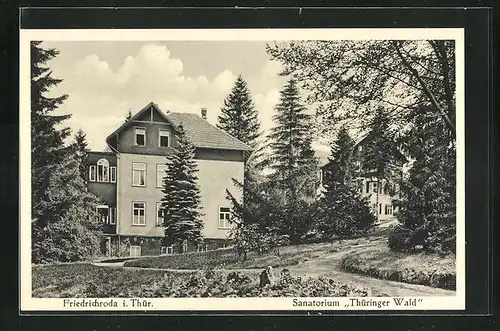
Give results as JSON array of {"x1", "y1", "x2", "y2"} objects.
[{"x1": 387, "y1": 225, "x2": 412, "y2": 252}]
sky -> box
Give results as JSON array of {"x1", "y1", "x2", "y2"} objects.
[{"x1": 42, "y1": 40, "x2": 330, "y2": 160}]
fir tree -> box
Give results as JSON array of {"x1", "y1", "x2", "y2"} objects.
[
  {"x1": 217, "y1": 75, "x2": 261, "y2": 147},
  {"x1": 31, "y1": 41, "x2": 71, "y2": 228},
  {"x1": 72, "y1": 129, "x2": 89, "y2": 183},
  {"x1": 317, "y1": 126, "x2": 375, "y2": 238},
  {"x1": 267, "y1": 79, "x2": 318, "y2": 242},
  {"x1": 161, "y1": 125, "x2": 204, "y2": 248}
]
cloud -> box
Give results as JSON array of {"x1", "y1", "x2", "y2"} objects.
[{"x1": 49, "y1": 42, "x2": 325, "y2": 157}]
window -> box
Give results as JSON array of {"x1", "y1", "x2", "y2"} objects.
[
  {"x1": 132, "y1": 162, "x2": 146, "y2": 187},
  {"x1": 358, "y1": 145, "x2": 363, "y2": 152},
  {"x1": 379, "y1": 203, "x2": 382, "y2": 215},
  {"x1": 156, "y1": 202, "x2": 164, "y2": 226},
  {"x1": 130, "y1": 245, "x2": 141, "y2": 257},
  {"x1": 218, "y1": 207, "x2": 232, "y2": 229},
  {"x1": 372, "y1": 182, "x2": 378, "y2": 193},
  {"x1": 182, "y1": 239, "x2": 188, "y2": 253},
  {"x1": 135, "y1": 127, "x2": 146, "y2": 146},
  {"x1": 110, "y1": 166, "x2": 116, "y2": 183},
  {"x1": 89, "y1": 165, "x2": 96, "y2": 182},
  {"x1": 96, "y1": 205, "x2": 109, "y2": 223},
  {"x1": 156, "y1": 164, "x2": 168, "y2": 188},
  {"x1": 161, "y1": 246, "x2": 174, "y2": 255},
  {"x1": 158, "y1": 129, "x2": 170, "y2": 147},
  {"x1": 385, "y1": 205, "x2": 393, "y2": 215},
  {"x1": 132, "y1": 202, "x2": 146, "y2": 226},
  {"x1": 197, "y1": 244, "x2": 209, "y2": 252},
  {"x1": 97, "y1": 159, "x2": 109, "y2": 182},
  {"x1": 365, "y1": 181, "x2": 370, "y2": 193},
  {"x1": 358, "y1": 180, "x2": 364, "y2": 194},
  {"x1": 109, "y1": 207, "x2": 116, "y2": 225}
]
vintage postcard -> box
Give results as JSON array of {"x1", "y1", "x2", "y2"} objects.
[{"x1": 20, "y1": 28, "x2": 465, "y2": 312}]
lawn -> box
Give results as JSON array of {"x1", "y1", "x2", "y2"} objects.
[
  {"x1": 32, "y1": 263, "x2": 381, "y2": 298},
  {"x1": 340, "y1": 244, "x2": 456, "y2": 290},
  {"x1": 123, "y1": 241, "x2": 347, "y2": 270}
]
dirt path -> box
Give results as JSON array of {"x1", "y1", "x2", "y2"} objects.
[{"x1": 93, "y1": 242, "x2": 455, "y2": 297}]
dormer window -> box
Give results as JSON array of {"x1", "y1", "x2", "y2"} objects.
[
  {"x1": 158, "y1": 129, "x2": 170, "y2": 147},
  {"x1": 135, "y1": 127, "x2": 146, "y2": 146}
]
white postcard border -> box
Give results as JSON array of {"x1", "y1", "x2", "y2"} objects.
[{"x1": 19, "y1": 28, "x2": 465, "y2": 312}]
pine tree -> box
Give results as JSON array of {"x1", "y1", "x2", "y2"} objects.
[
  {"x1": 318, "y1": 126, "x2": 375, "y2": 237},
  {"x1": 31, "y1": 41, "x2": 72, "y2": 228},
  {"x1": 267, "y1": 79, "x2": 318, "y2": 242},
  {"x1": 217, "y1": 75, "x2": 261, "y2": 147},
  {"x1": 72, "y1": 129, "x2": 89, "y2": 183},
  {"x1": 161, "y1": 125, "x2": 204, "y2": 249}
]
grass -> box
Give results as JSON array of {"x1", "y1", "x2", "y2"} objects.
[
  {"x1": 123, "y1": 242, "x2": 346, "y2": 270},
  {"x1": 32, "y1": 263, "x2": 383, "y2": 298},
  {"x1": 340, "y1": 243, "x2": 456, "y2": 290}
]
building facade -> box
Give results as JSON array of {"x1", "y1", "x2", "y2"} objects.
[
  {"x1": 87, "y1": 102, "x2": 252, "y2": 257},
  {"x1": 320, "y1": 133, "x2": 406, "y2": 224}
]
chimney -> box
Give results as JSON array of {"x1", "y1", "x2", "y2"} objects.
[{"x1": 201, "y1": 107, "x2": 207, "y2": 120}]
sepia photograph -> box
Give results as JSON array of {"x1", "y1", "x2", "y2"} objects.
[{"x1": 20, "y1": 28, "x2": 465, "y2": 311}]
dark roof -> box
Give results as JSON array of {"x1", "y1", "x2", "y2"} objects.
[
  {"x1": 106, "y1": 102, "x2": 252, "y2": 152},
  {"x1": 167, "y1": 112, "x2": 253, "y2": 151}
]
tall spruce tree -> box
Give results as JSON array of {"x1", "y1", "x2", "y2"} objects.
[
  {"x1": 318, "y1": 126, "x2": 375, "y2": 237},
  {"x1": 31, "y1": 41, "x2": 72, "y2": 228},
  {"x1": 161, "y1": 125, "x2": 204, "y2": 249},
  {"x1": 217, "y1": 75, "x2": 260, "y2": 147},
  {"x1": 72, "y1": 129, "x2": 89, "y2": 183},
  {"x1": 267, "y1": 79, "x2": 318, "y2": 242}
]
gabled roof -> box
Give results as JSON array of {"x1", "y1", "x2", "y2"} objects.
[
  {"x1": 167, "y1": 112, "x2": 253, "y2": 151},
  {"x1": 106, "y1": 102, "x2": 253, "y2": 152}
]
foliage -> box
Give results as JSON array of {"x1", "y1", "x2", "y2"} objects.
[
  {"x1": 217, "y1": 75, "x2": 261, "y2": 147},
  {"x1": 317, "y1": 126, "x2": 375, "y2": 238},
  {"x1": 32, "y1": 154, "x2": 103, "y2": 264},
  {"x1": 33, "y1": 263, "x2": 380, "y2": 298},
  {"x1": 161, "y1": 124, "x2": 204, "y2": 247},
  {"x1": 393, "y1": 108, "x2": 456, "y2": 254},
  {"x1": 267, "y1": 40, "x2": 456, "y2": 254},
  {"x1": 266, "y1": 40, "x2": 456, "y2": 137}
]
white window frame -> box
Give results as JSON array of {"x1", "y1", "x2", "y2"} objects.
[
  {"x1": 110, "y1": 166, "x2": 116, "y2": 183},
  {"x1": 132, "y1": 162, "x2": 146, "y2": 187},
  {"x1": 158, "y1": 129, "x2": 171, "y2": 147},
  {"x1": 372, "y1": 182, "x2": 378, "y2": 193},
  {"x1": 132, "y1": 201, "x2": 146, "y2": 226},
  {"x1": 130, "y1": 245, "x2": 141, "y2": 257},
  {"x1": 156, "y1": 164, "x2": 168, "y2": 188},
  {"x1": 161, "y1": 246, "x2": 174, "y2": 255},
  {"x1": 358, "y1": 145, "x2": 363, "y2": 152},
  {"x1": 182, "y1": 239, "x2": 188, "y2": 253},
  {"x1": 109, "y1": 207, "x2": 116, "y2": 225},
  {"x1": 97, "y1": 159, "x2": 110, "y2": 183},
  {"x1": 156, "y1": 202, "x2": 164, "y2": 227},
  {"x1": 218, "y1": 206, "x2": 232, "y2": 229},
  {"x1": 135, "y1": 127, "x2": 146, "y2": 146},
  {"x1": 96, "y1": 205, "x2": 109, "y2": 224},
  {"x1": 89, "y1": 165, "x2": 96, "y2": 182}
]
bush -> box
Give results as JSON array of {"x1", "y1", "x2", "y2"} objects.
[{"x1": 387, "y1": 225, "x2": 412, "y2": 252}]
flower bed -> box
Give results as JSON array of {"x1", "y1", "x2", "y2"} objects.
[{"x1": 32, "y1": 263, "x2": 386, "y2": 298}]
